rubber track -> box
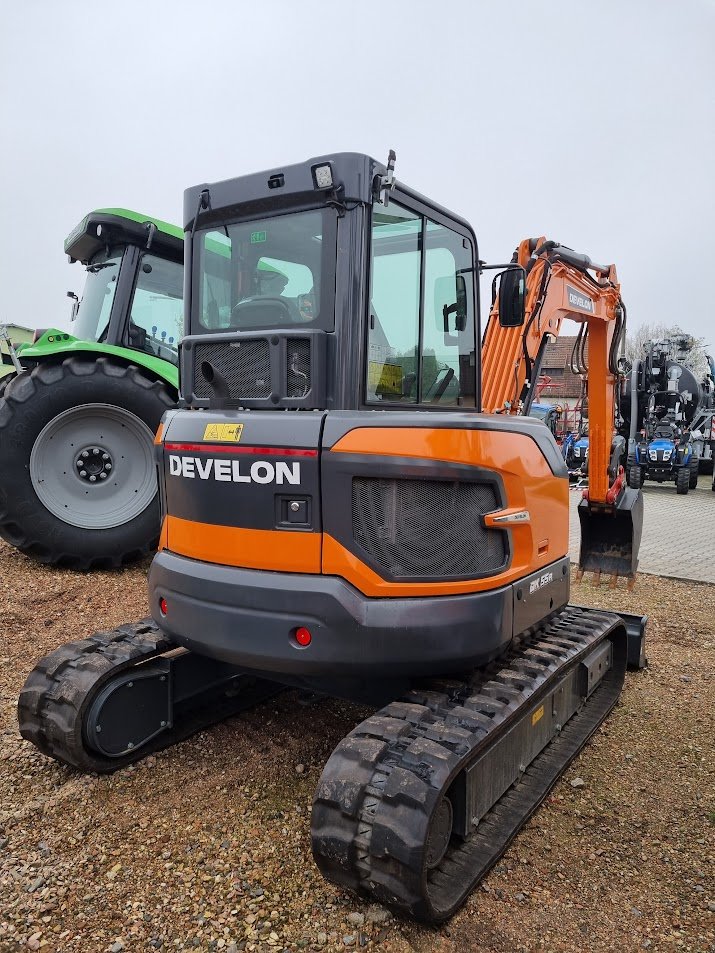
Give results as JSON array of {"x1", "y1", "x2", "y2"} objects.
[
  {"x1": 311, "y1": 606, "x2": 628, "y2": 923},
  {"x1": 18, "y1": 619, "x2": 280, "y2": 773}
]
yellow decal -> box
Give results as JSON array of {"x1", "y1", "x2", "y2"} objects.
[
  {"x1": 368, "y1": 361, "x2": 403, "y2": 397},
  {"x1": 203, "y1": 423, "x2": 244, "y2": 442},
  {"x1": 531, "y1": 705, "x2": 544, "y2": 726}
]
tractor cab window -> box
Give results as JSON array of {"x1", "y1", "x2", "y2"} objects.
[
  {"x1": 367, "y1": 202, "x2": 476, "y2": 406},
  {"x1": 128, "y1": 254, "x2": 184, "y2": 365},
  {"x1": 72, "y1": 248, "x2": 123, "y2": 343},
  {"x1": 195, "y1": 208, "x2": 337, "y2": 333}
]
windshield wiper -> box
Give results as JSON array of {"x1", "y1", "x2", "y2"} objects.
[{"x1": 86, "y1": 261, "x2": 117, "y2": 273}]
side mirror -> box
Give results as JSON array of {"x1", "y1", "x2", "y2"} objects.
[
  {"x1": 434, "y1": 274, "x2": 468, "y2": 333},
  {"x1": 67, "y1": 291, "x2": 79, "y2": 322},
  {"x1": 494, "y1": 267, "x2": 526, "y2": 328}
]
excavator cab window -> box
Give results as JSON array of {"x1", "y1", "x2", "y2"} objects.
[
  {"x1": 366, "y1": 201, "x2": 476, "y2": 406},
  {"x1": 193, "y1": 208, "x2": 337, "y2": 334}
]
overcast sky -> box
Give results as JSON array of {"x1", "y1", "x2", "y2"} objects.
[{"x1": 1, "y1": 0, "x2": 713, "y2": 346}]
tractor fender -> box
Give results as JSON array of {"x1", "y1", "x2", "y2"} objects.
[{"x1": 17, "y1": 330, "x2": 179, "y2": 393}]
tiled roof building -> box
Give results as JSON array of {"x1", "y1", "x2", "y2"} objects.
[{"x1": 538, "y1": 336, "x2": 586, "y2": 402}]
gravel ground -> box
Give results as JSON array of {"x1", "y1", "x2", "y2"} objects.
[{"x1": 1, "y1": 539, "x2": 713, "y2": 953}]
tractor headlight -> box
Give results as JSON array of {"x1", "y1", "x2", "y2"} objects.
[
  {"x1": 573, "y1": 448, "x2": 580, "y2": 457},
  {"x1": 663, "y1": 449, "x2": 672, "y2": 460},
  {"x1": 649, "y1": 450, "x2": 657, "y2": 460}
]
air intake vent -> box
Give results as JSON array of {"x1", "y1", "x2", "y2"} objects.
[
  {"x1": 352, "y1": 478, "x2": 507, "y2": 580},
  {"x1": 286, "y1": 339, "x2": 311, "y2": 398},
  {"x1": 193, "y1": 339, "x2": 271, "y2": 400},
  {"x1": 182, "y1": 330, "x2": 326, "y2": 408}
]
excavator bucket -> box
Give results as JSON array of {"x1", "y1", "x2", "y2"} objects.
[{"x1": 577, "y1": 487, "x2": 643, "y2": 580}]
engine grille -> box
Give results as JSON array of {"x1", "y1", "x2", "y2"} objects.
[
  {"x1": 193, "y1": 340, "x2": 271, "y2": 400},
  {"x1": 352, "y1": 478, "x2": 507, "y2": 579},
  {"x1": 286, "y1": 339, "x2": 311, "y2": 398}
]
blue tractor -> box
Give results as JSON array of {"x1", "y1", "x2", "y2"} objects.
[
  {"x1": 628, "y1": 422, "x2": 697, "y2": 494},
  {"x1": 564, "y1": 431, "x2": 589, "y2": 481}
]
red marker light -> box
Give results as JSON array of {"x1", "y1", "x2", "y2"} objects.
[
  {"x1": 159, "y1": 597, "x2": 168, "y2": 616},
  {"x1": 294, "y1": 626, "x2": 312, "y2": 647}
]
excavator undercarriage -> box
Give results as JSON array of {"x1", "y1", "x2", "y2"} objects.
[
  {"x1": 18, "y1": 152, "x2": 646, "y2": 922},
  {"x1": 18, "y1": 605, "x2": 645, "y2": 922}
]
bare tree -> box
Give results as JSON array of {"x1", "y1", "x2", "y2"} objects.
[{"x1": 624, "y1": 322, "x2": 710, "y2": 379}]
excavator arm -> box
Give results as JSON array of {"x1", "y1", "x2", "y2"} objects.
[{"x1": 482, "y1": 238, "x2": 642, "y2": 582}]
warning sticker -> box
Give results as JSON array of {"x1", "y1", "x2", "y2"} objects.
[
  {"x1": 202, "y1": 423, "x2": 244, "y2": 442},
  {"x1": 531, "y1": 705, "x2": 545, "y2": 726},
  {"x1": 368, "y1": 361, "x2": 403, "y2": 397}
]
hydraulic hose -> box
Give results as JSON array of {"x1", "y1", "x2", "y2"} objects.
[{"x1": 629, "y1": 360, "x2": 641, "y2": 442}]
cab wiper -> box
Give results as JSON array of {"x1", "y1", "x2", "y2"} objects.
[{"x1": 86, "y1": 261, "x2": 117, "y2": 273}]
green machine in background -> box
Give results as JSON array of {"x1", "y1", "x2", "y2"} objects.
[{"x1": 0, "y1": 209, "x2": 182, "y2": 568}]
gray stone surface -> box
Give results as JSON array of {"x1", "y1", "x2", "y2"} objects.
[{"x1": 569, "y1": 475, "x2": 715, "y2": 583}]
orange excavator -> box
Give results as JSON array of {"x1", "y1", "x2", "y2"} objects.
[
  {"x1": 19, "y1": 153, "x2": 646, "y2": 923},
  {"x1": 482, "y1": 238, "x2": 640, "y2": 582}
]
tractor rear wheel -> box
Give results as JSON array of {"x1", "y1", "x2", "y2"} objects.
[
  {"x1": 0, "y1": 372, "x2": 16, "y2": 398},
  {"x1": 627, "y1": 464, "x2": 644, "y2": 489},
  {"x1": 676, "y1": 466, "x2": 690, "y2": 495},
  {"x1": 0, "y1": 357, "x2": 175, "y2": 568}
]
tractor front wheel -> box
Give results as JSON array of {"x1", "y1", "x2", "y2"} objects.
[
  {"x1": 689, "y1": 458, "x2": 699, "y2": 489},
  {"x1": 676, "y1": 466, "x2": 690, "y2": 495},
  {"x1": 0, "y1": 357, "x2": 175, "y2": 568},
  {"x1": 627, "y1": 464, "x2": 644, "y2": 489}
]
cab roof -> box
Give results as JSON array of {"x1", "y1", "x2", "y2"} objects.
[{"x1": 65, "y1": 208, "x2": 183, "y2": 264}]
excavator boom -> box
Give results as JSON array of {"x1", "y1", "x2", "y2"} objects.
[{"x1": 482, "y1": 238, "x2": 642, "y2": 581}]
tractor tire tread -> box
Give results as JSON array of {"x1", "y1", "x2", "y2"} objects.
[{"x1": 0, "y1": 356, "x2": 175, "y2": 568}]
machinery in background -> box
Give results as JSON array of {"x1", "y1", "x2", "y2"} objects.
[
  {"x1": 19, "y1": 153, "x2": 646, "y2": 924},
  {"x1": 624, "y1": 338, "x2": 713, "y2": 494},
  {"x1": 0, "y1": 210, "x2": 182, "y2": 568},
  {"x1": 0, "y1": 324, "x2": 34, "y2": 395},
  {"x1": 527, "y1": 400, "x2": 560, "y2": 437},
  {"x1": 689, "y1": 354, "x2": 715, "y2": 485},
  {"x1": 564, "y1": 428, "x2": 590, "y2": 483}
]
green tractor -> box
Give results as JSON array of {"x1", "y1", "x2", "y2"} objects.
[{"x1": 0, "y1": 209, "x2": 183, "y2": 568}]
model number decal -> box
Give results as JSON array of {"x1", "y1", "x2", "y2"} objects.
[{"x1": 529, "y1": 571, "x2": 554, "y2": 595}]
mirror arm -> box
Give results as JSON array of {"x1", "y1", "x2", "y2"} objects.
[
  {"x1": 442, "y1": 301, "x2": 457, "y2": 332},
  {"x1": 477, "y1": 262, "x2": 524, "y2": 274}
]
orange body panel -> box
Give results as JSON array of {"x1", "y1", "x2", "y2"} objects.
[
  {"x1": 164, "y1": 515, "x2": 321, "y2": 573},
  {"x1": 324, "y1": 426, "x2": 569, "y2": 597},
  {"x1": 157, "y1": 516, "x2": 168, "y2": 551}
]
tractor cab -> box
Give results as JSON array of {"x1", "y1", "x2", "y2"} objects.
[{"x1": 61, "y1": 209, "x2": 184, "y2": 365}]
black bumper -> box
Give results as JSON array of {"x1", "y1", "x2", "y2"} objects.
[{"x1": 148, "y1": 551, "x2": 525, "y2": 678}]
